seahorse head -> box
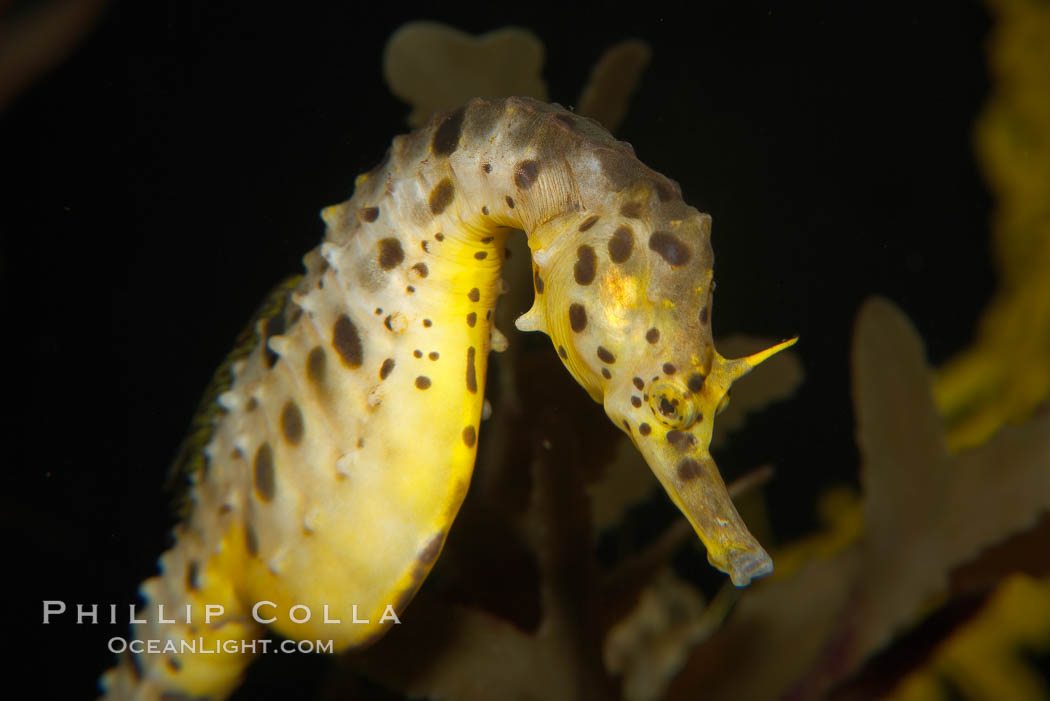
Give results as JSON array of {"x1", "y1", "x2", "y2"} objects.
[{"x1": 521, "y1": 200, "x2": 795, "y2": 585}]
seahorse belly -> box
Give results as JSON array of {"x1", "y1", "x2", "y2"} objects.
[
  {"x1": 197, "y1": 188, "x2": 508, "y2": 648},
  {"x1": 102, "y1": 96, "x2": 794, "y2": 700}
]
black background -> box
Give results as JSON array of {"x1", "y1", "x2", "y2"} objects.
[{"x1": 7, "y1": 1, "x2": 993, "y2": 698}]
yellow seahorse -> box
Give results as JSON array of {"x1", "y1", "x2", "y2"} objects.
[{"x1": 100, "y1": 96, "x2": 795, "y2": 700}]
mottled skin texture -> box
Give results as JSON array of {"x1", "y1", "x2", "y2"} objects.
[{"x1": 100, "y1": 97, "x2": 793, "y2": 700}]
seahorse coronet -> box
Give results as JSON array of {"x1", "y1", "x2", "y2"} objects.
[{"x1": 101, "y1": 96, "x2": 793, "y2": 700}]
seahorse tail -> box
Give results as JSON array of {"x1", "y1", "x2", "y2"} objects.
[{"x1": 99, "y1": 526, "x2": 264, "y2": 700}]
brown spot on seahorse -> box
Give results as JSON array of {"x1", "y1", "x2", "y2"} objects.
[
  {"x1": 462, "y1": 426, "x2": 476, "y2": 447},
  {"x1": 280, "y1": 401, "x2": 304, "y2": 445},
  {"x1": 677, "y1": 458, "x2": 702, "y2": 481},
  {"x1": 429, "y1": 179, "x2": 455, "y2": 215},
  {"x1": 608, "y1": 226, "x2": 634, "y2": 263},
  {"x1": 332, "y1": 315, "x2": 363, "y2": 368},
  {"x1": 514, "y1": 159, "x2": 540, "y2": 189},
  {"x1": 649, "y1": 231, "x2": 692, "y2": 267},
  {"x1": 254, "y1": 443, "x2": 275, "y2": 501},
  {"x1": 569, "y1": 304, "x2": 587, "y2": 332},
  {"x1": 432, "y1": 106, "x2": 466, "y2": 156},
  {"x1": 378, "y1": 238, "x2": 404, "y2": 270},
  {"x1": 574, "y1": 245, "x2": 597, "y2": 285},
  {"x1": 466, "y1": 346, "x2": 477, "y2": 393}
]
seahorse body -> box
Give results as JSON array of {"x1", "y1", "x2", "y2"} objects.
[{"x1": 101, "y1": 97, "x2": 794, "y2": 700}]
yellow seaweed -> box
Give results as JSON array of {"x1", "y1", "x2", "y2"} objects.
[
  {"x1": 575, "y1": 39, "x2": 653, "y2": 133},
  {"x1": 892, "y1": 574, "x2": 1050, "y2": 701},
  {"x1": 665, "y1": 298, "x2": 1050, "y2": 701},
  {"x1": 891, "y1": 0, "x2": 1050, "y2": 695},
  {"x1": 934, "y1": 0, "x2": 1050, "y2": 452},
  {"x1": 382, "y1": 22, "x2": 548, "y2": 127}
]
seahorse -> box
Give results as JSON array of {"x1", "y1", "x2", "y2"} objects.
[{"x1": 100, "y1": 96, "x2": 795, "y2": 700}]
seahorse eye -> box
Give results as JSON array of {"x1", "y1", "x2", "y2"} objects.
[{"x1": 649, "y1": 380, "x2": 698, "y2": 429}]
